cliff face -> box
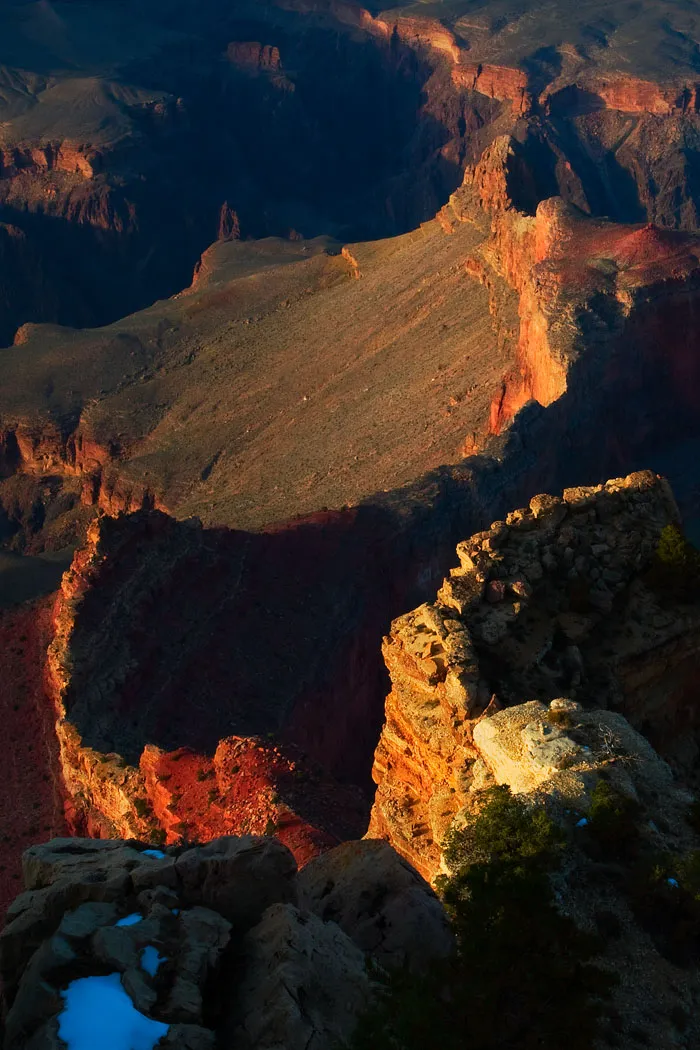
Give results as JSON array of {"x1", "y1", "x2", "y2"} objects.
[
  {"x1": 0, "y1": 599, "x2": 66, "y2": 921},
  {"x1": 438, "y1": 134, "x2": 700, "y2": 442},
  {"x1": 368, "y1": 471, "x2": 700, "y2": 882},
  {"x1": 41, "y1": 511, "x2": 382, "y2": 860}
]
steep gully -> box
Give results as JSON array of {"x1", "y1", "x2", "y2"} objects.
[{"x1": 5, "y1": 1, "x2": 700, "y2": 904}]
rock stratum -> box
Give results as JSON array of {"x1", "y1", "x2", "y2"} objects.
[
  {"x1": 369, "y1": 469, "x2": 700, "y2": 881},
  {"x1": 5, "y1": 0, "x2": 700, "y2": 550}
]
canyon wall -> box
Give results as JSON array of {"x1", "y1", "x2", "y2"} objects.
[
  {"x1": 368, "y1": 471, "x2": 700, "y2": 882},
  {"x1": 5, "y1": 0, "x2": 700, "y2": 349}
]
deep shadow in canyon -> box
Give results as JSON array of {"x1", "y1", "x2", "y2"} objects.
[
  {"x1": 0, "y1": 12, "x2": 472, "y2": 346},
  {"x1": 62, "y1": 289, "x2": 700, "y2": 796}
]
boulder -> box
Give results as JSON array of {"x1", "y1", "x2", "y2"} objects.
[
  {"x1": 299, "y1": 839, "x2": 453, "y2": 971},
  {"x1": 228, "y1": 903, "x2": 372, "y2": 1050},
  {"x1": 173, "y1": 836, "x2": 297, "y2": 928}
]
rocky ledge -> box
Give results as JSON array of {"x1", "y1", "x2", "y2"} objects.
[
  {"x1": 0, "y1": 835, "x2": 451, "y2": 1050},
  {"x1": 368, "y1": 470, "x2": 700, "y2": 881}
]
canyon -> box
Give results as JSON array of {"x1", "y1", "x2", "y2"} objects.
[
  {"x1": 2, "y1": 476, "x2": 700, "y2": 1049},
  {"x1": 3, "y1": 3, "x2": 700, "y2": 1025}
]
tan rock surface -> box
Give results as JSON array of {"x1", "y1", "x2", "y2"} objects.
[{"x1": 369, "y1": 470, "x2": 700, "y2": 882}]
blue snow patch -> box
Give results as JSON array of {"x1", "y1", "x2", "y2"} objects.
[
  {"x1": 668, "y1": 878, "x2": 679, "y2": 888},
  {"x1": 58, "y1": 973, "x2": 168, "y2": 1050},
  {"x1": 576, "y1": 817, "x2": 588, "y2": 828},
  {"x1": 115, "y1": 913, "x2": 142, "y2": 928},
  {"x1": 142, "y1": 850, "x2": 167, "y2": 860},
  {"x1": 141, "y1": 946, "x2": 166, "y2": 977}
]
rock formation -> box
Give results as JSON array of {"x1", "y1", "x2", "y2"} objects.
[
  {"x1": 0, "y1": 834, "x2": 448, "y2": 1050},
  {"x1": 40, "y1": 511, "x2": 371, "y2": 859},
  {"x1": 369, "y1": 470, "x2": 700, "y2": 881}
]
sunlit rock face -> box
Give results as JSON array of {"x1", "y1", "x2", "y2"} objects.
[{"x1": 368, "y1": 471, "x2": 700, "y2": 882}]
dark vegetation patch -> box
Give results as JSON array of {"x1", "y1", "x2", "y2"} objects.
[{"x1": 353, "y1": 786, "x2": 615, "y2": 1050}]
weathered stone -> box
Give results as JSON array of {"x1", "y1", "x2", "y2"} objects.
[
  {"x1": 22, "y1": 839, "x2": 146, "y2": 891},
  {"x1": 58, "y1": 901, "x2": 118, "y2": 941},
  {"x1": 549, "y1": 698, "x2": 582, "y2": 714},
  {"x1": 529, "y1": 493, "x2": 567, "y2": 524},
  {"x1": 521, "y1": 721, "x2": 582, "y2": 771},
  {"x1": 91, "y1": 925, "x2": 140, "y2": 971},
  {"x1": 174, "y1": 836, "x2": 297, "y2": 927},
  {"x1": 161, "y1": 1025, "x2": 217, "y2": 1050},
  {"x1": 228, "y1": 903, "x2": 372, "y2": 1050},
  {"x1": 121, "y1": 967, "x2": 158, "y2": 1014},
  {"x1": 299, "y1": 840, "x2": 453, "y2": 971}
]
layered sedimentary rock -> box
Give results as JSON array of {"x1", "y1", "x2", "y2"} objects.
[
  {"x1": 438, "y1": 134, "x2": 700, "y2": 436},
  {"x1": 7, "y1": 123, "x2": 700, "y2": 555},
  {"x1": 6, "y1": 0, "x2": 700, "y2": 351},
  {"x1": 0, "y1": 835, "x2": 448, "y2": 1049},
  {"x1": 42, "y1": 511, "x2": 372, "y2": 859},
  {"x1": 368, "y1": 470, "x2": 700, "y2": 881}
]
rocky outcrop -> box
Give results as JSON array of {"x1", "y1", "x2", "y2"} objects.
[
  {"x1": 0, "y1": 834, "x2": 448, "y2": 1049},
  {"x1": 368, "y1": 471, "x2": 700, "y2": 881},
  {"x1": 42, "y1": 512, "x2": 371, "y2": 858},
  {"x1": 230, "y1": 903, "x2": 371, "y2": 1050},
  {"x1": 440, "y1": 134, "x2": 700, "y2": 437},
  {"x1": 298, "y1": 839, "x2": 453, "y2": 971}
]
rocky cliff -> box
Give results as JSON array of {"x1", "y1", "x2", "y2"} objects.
[
  {"x1": 368, "y1": 470, "x2": 700, "y2": 881},
  {"x1": 39, "y1": 511, "x2": 375, "y2": 863},
  {"x1": 5, "y1": 0, "x2": 700, "y2": 349}
]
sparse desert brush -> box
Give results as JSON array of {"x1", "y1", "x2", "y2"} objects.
[{"x1": 353, "y1": 787, "x2": 614, "y2": 1050}]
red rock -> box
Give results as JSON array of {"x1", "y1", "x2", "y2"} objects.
[
  {"x1": 0, "y1": 599, "x2": 66, "y2": 920},
  {"x1": 486, "y1": 580, "x2": 506, "y2": 603}
]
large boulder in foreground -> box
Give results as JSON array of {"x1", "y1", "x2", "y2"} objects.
[
  {"x1": 229, "y1": 903, "x2": 372, "y2": 1050},
  {"x1": 0, "y1": 834, "x2": 449, "y2": 1050},
  {"x1": 299, "y1": 839, "x2": 453, "y2": 971}
]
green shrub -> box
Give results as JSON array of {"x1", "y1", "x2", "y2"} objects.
[
  {"x1": 586, "y1": 780, "x2": 641, "y2": 860},
  {"x1": 440, "y1": 784, "x2": 563, "y2": 879},
  {"x1": 645, "y1": 524, "x2": 700, "y2": 601},
  {"x1": 354, "y1": 787, "x2": 615, "y2": 1050}
]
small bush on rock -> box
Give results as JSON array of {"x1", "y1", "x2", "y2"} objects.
[
  {"x1": 353, "y1": 787, "x2": 615, "y2": 1050},
  {"x1": 645, "y1": 524, "x2": 700, "y2": 601},
  {"x1": 585, "y1": 780, "x2": 641, "y2": 861}
]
